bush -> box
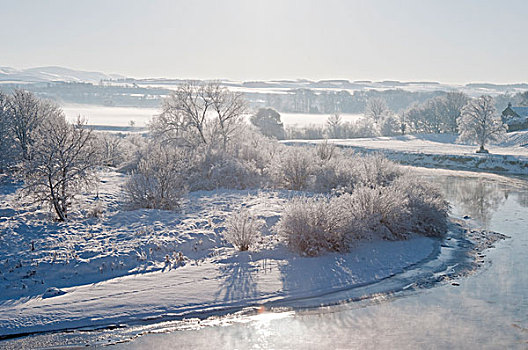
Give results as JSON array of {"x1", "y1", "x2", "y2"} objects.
[
  {"x1": 353, "y1": 153, "x2": 402, "y2": 188},
  {"x1": 223, "y1": 209, "x2": 264, "y2": 251},
  {"x1": 123, "y1": 145, "x2": 187, "y2": 210},
  {"x1": 392, "y1": 175, "x2": 449, "y2": 237},
  {"x1": 270, "y1": 147, "x2": 314, "y2": 190},
  {"x1": 184, "y1": 146, "x2": 263, "y2": 191},
  {"x1": 312, "y1": 157, "x2": 356, "y2": 193},
  {"x1": 275, "y1": 196, "x2": 350, "y2": 256},
  {"x1": 276, "y1": 176, "x2": 449, "y2": 256},
  {"x1": 340, "y1": 185, "x2": 410, "y2": 240}
]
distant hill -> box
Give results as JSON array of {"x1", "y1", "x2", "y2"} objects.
[{"x1": 0, "y1": 66, "x2": 125, "y2": 83}]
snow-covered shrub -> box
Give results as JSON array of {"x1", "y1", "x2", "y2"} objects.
[
  {"x1": 349, "y1": 118, "x2": 379, "y2": 138},
  {"x1": 123, "y1": 145, "x2": 187, "y2": 210},
  {"x1": 276, "y1": 196, "x2": 350, "y2": 256},
  {"x1": 312, "y1": 157, "x2": 357, "y2": 194},
  {"x1": 223, "y1": 209, "x2": 264, "y2": 251},
  {"x1": 315, "y1": 140, "x2": 337, "y2": 161},
  {"x1": 232, "y1": 127, "x2": 282, "y2": 177},
  {"x1": 276, "y1": 174, "x2": 449, "y2": 256},
  {"x1": 285, "y1": 125, "x2": 325, "y2": 140},
  {"x1": 190, "y1": 149, "x2": 262, "y2": 190},
  {"x1": 270, "y1": 147, "x2": 314, "y2": 190},
  {"x1": 392, "y1": 175, "x2": 449, "y2": 237},
  {"x1": 340, "y1": 185, "x2": 410, "y2": 240},
  {"x1": 352, "y1": 153, "x2": 402, "y2": 188},
  {"x1": 87, "y1": 199, "x2": 105, "y2": 218}
]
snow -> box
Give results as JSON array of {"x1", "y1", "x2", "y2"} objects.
[{"x1": 0, "y1": 171, "x2": 437, "y2": 336}]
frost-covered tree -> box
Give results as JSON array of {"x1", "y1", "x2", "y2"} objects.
[
  {"x1": 207, "y1": 83, "x2": 247, "y2": 150},
  {"x1": 158, "y1": 82, "x2": 212, "y2": 146},
  {"x1": 21, "y1": 112, "x2": 100, "y2": 221},
  {"x1": 94, "y1": 132, "x2": 125, "y2": 167},
  {"x1": 0, "y1": 92, "x2": 16, "y2": 172},
  {"x1": 11, "y1": 89, "x2": 58, "y2": 160},
  {"x1": 379, "y1": 115, "x2": 400, "y2": 136},
  {"x1": 250, "y1": 108, "x2": 286, "y2": 140},
  {"x1": 441, "y1": 92, "x2": 469, "y2": 133},
  {"x1": 325, "y1": 113, "x2": 342, "y2": 139},
  {"x1": 365, "y1": 98, "x2": 390, "y2": 123},
  {"x1": 457, "y1": 95, "x2": 506, "y2": 153},
  {"x1": 153, "y1": 82, "x2": 247, "y2": 148},
  {"x1": 405, "y1": 93, "x2": 468, "y2": 134}
]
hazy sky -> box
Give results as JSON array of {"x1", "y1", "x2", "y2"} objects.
[{"x1": 1, "y1": 0, "x2": 527, "y2": 83}]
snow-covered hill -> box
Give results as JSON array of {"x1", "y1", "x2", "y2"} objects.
[{"x1": 0, "y1": 66, "x2": 124, "y2": 83}]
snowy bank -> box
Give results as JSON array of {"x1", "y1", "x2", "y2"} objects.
[
  {"x1": 0, "y1": 237, "x2": 437, "y2": 337},
  {"x1": 0, "y1": 170, "x2": 445, "y2": 337},
  {"x1": 286, "y1": 132, "x2": 528, "y2": 175}
]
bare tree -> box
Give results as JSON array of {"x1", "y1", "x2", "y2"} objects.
[
  {"x1": 457, "y1": 95, "x2": 506, "y2": 153},
  {"x1": 158, "y1": 82, "x2": 212, "y2": 146},
  {"x1": 365, "y1": 98, "x2": 390, "y2": 123},
  {"x1": 154, "y1": 82, "x2": 247, "y2": 149},
  {"x1": 207, "y1": 83, "x2": 247, "y2": 150},
  {"x1": 21, "y1": 112, "x2": 100, "y2": 221}
]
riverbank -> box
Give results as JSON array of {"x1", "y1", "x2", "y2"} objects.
[
  {"x1": 0, "y1": 168, "x2": 444, "y2": 337},
  {"x1": 0, "y1": 173, "x2": 509, "y2": 338},
  {"x1": 286, "y1": 132, "x2": 528, "y2": 175}
]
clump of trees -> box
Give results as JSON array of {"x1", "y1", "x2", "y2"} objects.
[
  {"x1": 405, "y1": 92, "x2": 468, "y2": 134},
  {"x1": 283, "y1": 92, "x2": 471, "y2": 141}
]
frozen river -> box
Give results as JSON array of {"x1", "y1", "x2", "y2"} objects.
[{"x1": 2, "y1": 170, "x2": 527, "y2": 349}]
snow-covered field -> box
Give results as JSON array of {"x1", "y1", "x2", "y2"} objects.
[
  {"x1": 287, "y1": 132, "x2": 528, "y2": 175},
  {"x1": 61, "y1": 104, "x2": 361, "y2": 128},
  {"x1": 0, "y1": 170, "x2": 440, "y2": 336},
  {"x1": 280, "y1": 112, "x2": 362, "y2": 126},
  {"x1": 62, "y1": 105, "x2": 159, "y2": 127}
]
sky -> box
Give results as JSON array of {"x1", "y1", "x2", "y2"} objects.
[{"x1": 0, "y1": 0, "x2": 527, "y2": 83}]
